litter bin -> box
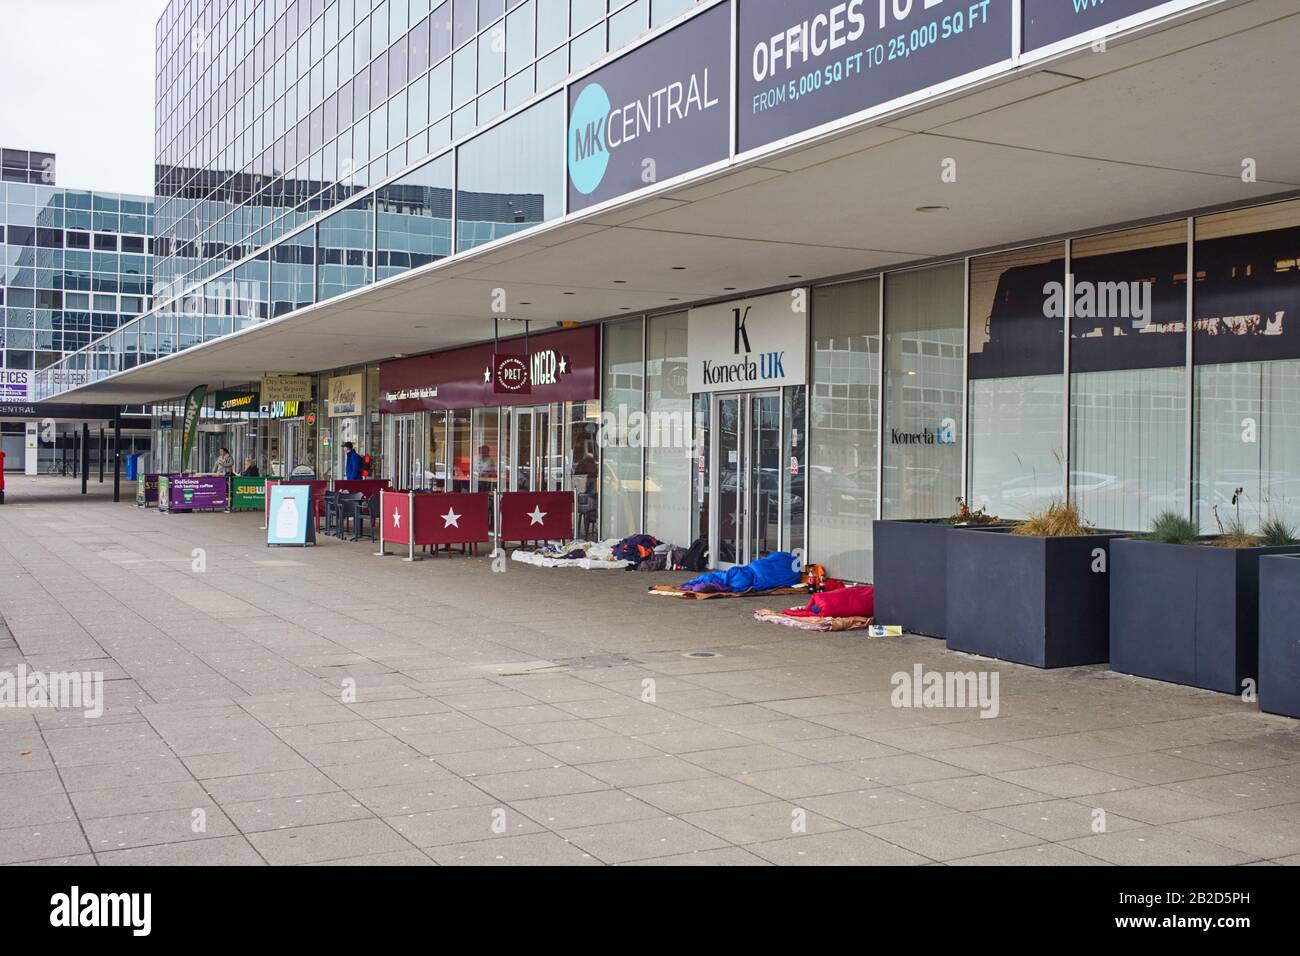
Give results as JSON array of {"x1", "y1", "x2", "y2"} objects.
[{"x1": 125, "y1": 452, "x2": 143, "y2": 481}]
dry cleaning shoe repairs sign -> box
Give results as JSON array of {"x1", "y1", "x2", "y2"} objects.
[
  {"x1": 738, "y1": 0, "x2": 1014, "y2": 153},
  {"x1": 567, "y1": 1, "x2": 731, "y2": 212}
]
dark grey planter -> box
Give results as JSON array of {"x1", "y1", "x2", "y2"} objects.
[
  {"x1": 1110, "y1": 538, "x2": 1300, "y2": 695},
  {"x1": 873, "y1": 519, "x2": 1011, "y2": 638},
  {"x1": 1259, "y1": 554, "x2": 1300, "y2": 719},
  {"x1": 946, "y1": 528, "x2": 1123, "y2": 667}
]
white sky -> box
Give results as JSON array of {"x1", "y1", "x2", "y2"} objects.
[{"x1": 0, "y1": 0, "x2": 167, "y2": 196}]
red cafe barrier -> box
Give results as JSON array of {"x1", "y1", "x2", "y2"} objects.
[
  {"x1": 332, "y1": 478, "x2": 389, "y2": 497},
  {"x1": 377, "y1": 490, "x2": 490, "y2": 560},
  {"x1": 499, "y1": 490, "x2": 574, "y2": 545}
]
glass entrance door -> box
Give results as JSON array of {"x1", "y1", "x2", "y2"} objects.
[
  {"x1": 711, "y1": 391, "x2": 781, "y2": 567},
  {"x1": 384, "y1": 413, "x2": 423, "y2": 489}
]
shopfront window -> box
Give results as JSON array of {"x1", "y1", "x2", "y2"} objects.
[
  {"x1": 809, "y1": 278, "x2": 880, "y2": 582},
  {"x1": 968, "y1": 243, "x2": 1065, "y2": 519},
  {"x1": 644, "y1": 311, "x2": 691, "y2": 546},
  {"x1": 882, "y1": 263, "x2": 964, "y2": 520},
  {"x1": 472, "y1": 406, "x2": 500, "y2": 494},
  {"x1": 1069, "y1": 221, "x2": 1187, "y2": 531},
  {"x1": 1193, "y1": 199, "x2": 1300, "y2": 533},
  {"x1": 570, "y1": 400, "x2": 601, "y2": 539},
  {"x1": 601, "y1": 317, "x2": 643, "y2": 540},
  {"x1": 450, "y1": 407, "x2": 472, "y2": 490}
]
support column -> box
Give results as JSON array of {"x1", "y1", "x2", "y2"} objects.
[
  {"x1": 98, "y1": 426, "x2": 105, "y2": 482},
  {"x1": 80, "y1": 422, "x2": 89, "y2": 495},
  {"x1": 112, "y1": 411, "x2": 122, "y2": 503}
]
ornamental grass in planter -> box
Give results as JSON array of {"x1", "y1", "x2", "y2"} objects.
[
  {"x1": 1110, "y1": 509, "x2": 1300, "y2": 695},
  {"x1": 873, "y1": 498, "x2": 1009, "y2": 639},
  {"x1": 946, "y1": 501, "x2": 1123, "y2": 668}
]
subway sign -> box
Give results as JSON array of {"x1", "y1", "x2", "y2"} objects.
[
  {"x1": 567, "y1": 1, "x2": 732, "y2": 212},
  {"x1": 737, "y1": 0, "x2": 1014, "y2": 152}
]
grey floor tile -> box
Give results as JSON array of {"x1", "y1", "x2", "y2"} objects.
[
  {"x1": 387, "y1": 805, "x2": 545, "y2": 846},
  {"x1": 745, "y1": 829, "x2": 930, "y2": 866},
  {"x1": 427, "y1": 832, "x2": 600, "y2": 866},
  {"x1": 680, "y1": 801, "x2": 846, "y2": 844},
  {"x1": 1061, "y1": 826, "x2": 1260, "y2": 866},
  {"x1": 223, "y1": 791, "x2": 372, "y2": 833},
  {"x1": 866, "y1": 813, "x2": 1041, "y2": 862},
  {"x1": 246, "y1": 818, "x2": 414, "y2": 865},
  {"x1": 97, "y1": 835, "x2": 266, "y2": 866},
  {"x1": 562, "y1": 816, "x2": 728, "y2": 864}
]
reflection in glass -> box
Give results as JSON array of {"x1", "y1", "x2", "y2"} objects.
[
  {"x1": 882, "y1": 264, "x2": 964, "y2": 521},
  {"x1": 1193, "y1": 199, "x2": 1300, "y2": 533},
  {"x1": 1070, "y1": 221, "x2": 1188, "y2": 531},
  {"x1": 601, "y1": 318, "x2": 644, "y2": 540},
  {"x1": 376, "y1": 152, "x2": 453, "y2": 280},
  {"x1": 810, "y1": 279, "x2": 880, "y2": 581},
  {"x1": 317, "y1": 197, "x2": 374, "y2": 301},
  {"x1": 456, "y1": 93, "x2": 563, "y2": 251},
  {"x1": 644, "y1": 312, "x2": 691, "y2": 545},
  {"x1": 272, "y1": 226, "x2": 316, "y2": 317},
  {"x1": 968, "y1": 243, "x2": 1065, "y2": 519}
]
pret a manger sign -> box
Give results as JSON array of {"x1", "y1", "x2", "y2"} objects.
[{"x1": 688, "y1": 291, "x2": 808, "y2": 392}]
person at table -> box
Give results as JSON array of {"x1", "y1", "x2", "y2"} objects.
[
  {"x1": 241, "y1": 457, "x2": 260, "y2": 477},
  {"x1": 214, "y1": 447, "x2": 235, "y2": 475},
  {"x1": 343, "y1": 441, "x2": 363, "y2": 481}
]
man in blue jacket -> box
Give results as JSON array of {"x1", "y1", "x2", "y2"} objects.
[{"x1": 343, "y1": 441, "x2": 363, "y2": 481}]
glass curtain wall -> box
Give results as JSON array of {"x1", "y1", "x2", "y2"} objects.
[
  {"x1": 968, "y1": 243, "x2": 1066, "y2": 518},
  {"x1": 1193, "y1": 199, "x2": 1300, "y2": 533},
  {"x1": 1069, "y1": 221, "x2": 1188, "y2": 531},
  {"x1": 809, "y1": 278, "x2": 880, "y2": 582},
  {"x1": 601, "y1": 317, "x2": 644, "y2": 540},
  {"x1": 644, "y1": 311, "x2": 691, "y2": 546},
  {"x1": 881, "y1": 263, "x2": 965, "y2": 520}
]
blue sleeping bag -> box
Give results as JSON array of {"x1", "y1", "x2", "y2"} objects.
[{"x1": 682, "y1": 551, "x2": 800, "y2": 593}]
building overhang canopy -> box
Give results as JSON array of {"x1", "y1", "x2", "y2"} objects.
[{"x1": 50, "y1": 0, "x2": 1300, "y2": 405}]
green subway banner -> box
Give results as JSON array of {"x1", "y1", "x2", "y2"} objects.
[
  {"x1": 231, "y1": 475, "x2": 270, "y2": 511},
  {"x1": 180, "y1": 385, "x2": 207, "y2": 472}
]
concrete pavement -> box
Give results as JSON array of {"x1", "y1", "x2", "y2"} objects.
[{"x1": 1, "y1": 476, "x2": 1298, "y2": 865}]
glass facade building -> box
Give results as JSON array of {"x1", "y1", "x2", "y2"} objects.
[
  {"x1": 150, "y1": 0, "x2": 700, "y2": 300},
  {"x1": 0, "y1": 178, "x2": 153, "y2": 373}
]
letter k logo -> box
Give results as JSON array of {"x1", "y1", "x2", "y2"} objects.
[{"x1": 733, "y1": 307, "x2": 752, "y2": 355}]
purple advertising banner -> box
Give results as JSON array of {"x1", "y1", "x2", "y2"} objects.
[
  {"x1": 1023, "y1": 0, "x2": 1179, "y2": 52},
  {"x1": 737, "y1": 0, "x2": 1014, "y2": 153},
  {"x1": 567, "y1": 1, "x2": 732, "y2": 212},
  {"x1": 165, "y1": 475, "x2": 228, "y2": 512}
]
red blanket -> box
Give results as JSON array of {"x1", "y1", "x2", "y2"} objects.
[{"x1": 785, "y1": 585, "x2": 874, "y2": 618}]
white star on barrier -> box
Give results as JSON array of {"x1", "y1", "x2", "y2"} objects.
[
  {"x1": 442, "y1": 508, "x2": 461, "y2": 528},
  {"x1": 483, "y1": 366, "x2": 491, "y2": 383},
  {"x1": 528, "y1": 506, "x2": 547, "y2": 526},
  {"x1": 392, "y1": 508, "x2": 401, "y2": 528}
]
